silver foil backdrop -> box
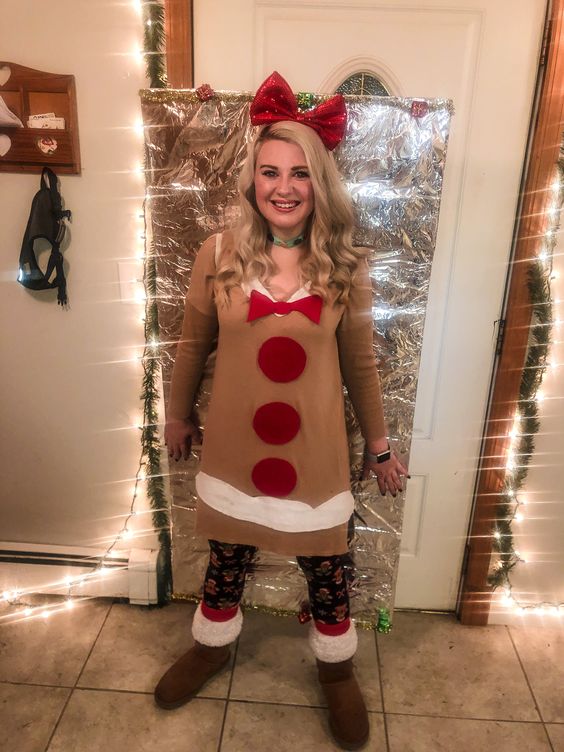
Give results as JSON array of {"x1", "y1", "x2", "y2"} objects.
[{"x1": 140, "y1": 89, "x2": 453, "y2": 627}]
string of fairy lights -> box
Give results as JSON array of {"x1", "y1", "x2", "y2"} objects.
[
  {"x1": 488, "y1": 151, "x2": 564, "y2": 616},
  {"x1": 1, "y1": 0, "x2": 168, "y2": 624}
]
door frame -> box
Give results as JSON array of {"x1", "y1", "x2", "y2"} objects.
[
  {"x1": 164, "y1": 0, "x2": 194, "y2": 88},
  {"x1": 162, "y1": 0, "x2": 559, "y2": 625},
  {"x1": 456, "y1": 0, "x2": 563, "y2": 625}
]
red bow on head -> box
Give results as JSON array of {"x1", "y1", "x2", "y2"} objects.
[
  {"x1": 247, "y1": 289, "x2": 323, "y2": 324},
  {"x1": 250, "y1": 71, "x2": 347, "y2": 151}
]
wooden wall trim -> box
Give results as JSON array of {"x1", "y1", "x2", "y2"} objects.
[
  {"x1": 458, "y1": 0, "x2": 564, "y2": 625},
  {"x1": 164, "y1": 0, "x2": 193, "y2": 88}
]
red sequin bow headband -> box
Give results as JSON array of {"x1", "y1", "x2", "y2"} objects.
[{"x1": 249, "y1": 71, "x2": 347, "y2": 151}]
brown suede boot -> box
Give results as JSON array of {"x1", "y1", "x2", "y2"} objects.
[
  {"x1": 317, "y1": 658, "x2": 370, "y2": 750},
  {"x1": 154, "y1": 641, "x2": 231, "y2": 709}
]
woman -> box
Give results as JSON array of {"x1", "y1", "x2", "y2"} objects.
[{"x1": 155, "y1": 72, "x2": 408, "y2": 750}]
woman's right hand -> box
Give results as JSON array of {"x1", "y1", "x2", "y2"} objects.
[{"x1": 164, "y1": 417, "x2": 202, "y2": 462}]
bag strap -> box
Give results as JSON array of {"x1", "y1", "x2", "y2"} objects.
[{"x1": 42, "y1": 167, "x2": 72, "y2": 227}]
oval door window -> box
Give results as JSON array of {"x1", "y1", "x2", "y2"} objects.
[{"x1": 335, "y1": 72, "x2": 390, "y2": 97}]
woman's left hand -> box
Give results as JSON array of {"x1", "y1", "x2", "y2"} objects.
[{"x1": 361, "y1": 452, "x2": 410, "y2": 497}]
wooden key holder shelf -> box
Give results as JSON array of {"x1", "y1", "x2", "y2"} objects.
[{"x1": 0, "y1": 62, "x2": 81, "y2": 174}]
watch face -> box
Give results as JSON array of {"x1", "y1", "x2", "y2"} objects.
[{"x1": 377, "y1": 451, "x2": 391, "y2": 463}]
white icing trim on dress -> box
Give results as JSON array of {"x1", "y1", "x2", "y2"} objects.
[
  {"x1": 196, "y1": 472, "x2": 354, "y2": 533},
  {"x1": 309, "y1": 621, "x2": 358, "y2": 662}
]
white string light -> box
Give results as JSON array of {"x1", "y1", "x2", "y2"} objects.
[
  {"x1": 492, "y1": 166, "x2": 563, "y2": 616},
  {"x1": 134, "y1": 287, "x2": 147, "y2": 304}
]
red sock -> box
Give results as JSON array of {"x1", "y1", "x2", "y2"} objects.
[
  {"x1": 314, "y1": 617, "x2": 351, "y2": 636},
  {"x1": 201, "y1": 602, "x2": 239, "y2": 622}
]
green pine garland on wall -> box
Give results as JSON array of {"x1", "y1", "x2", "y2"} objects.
[
  {"x1": 488, "y1": 156, "x2": 563, "y2": 603},
  {"x1": 488, "y1": 262, "x2": 553, "y2": 588},
  {"x1": 140, "y1": 0, "x2": 169, "y2": 599},
  {"x1": 142, "y1": 0, "x2": 167, "y2": 89},
  {"x1": 141, "y1": 232, "x2": 171, "y2": 600}
]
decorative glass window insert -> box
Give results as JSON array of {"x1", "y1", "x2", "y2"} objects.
[{"x1": 336, "y1": 72, "x2": 390, "y2": 96}]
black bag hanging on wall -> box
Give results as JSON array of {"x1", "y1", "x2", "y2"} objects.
[{"x1": 17, "y1": 167, "x2": 72, "y2": 306}]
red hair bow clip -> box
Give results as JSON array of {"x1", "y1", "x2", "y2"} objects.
[{"x1": 250, "y1": 71, "x2": 347, "y2": 151}]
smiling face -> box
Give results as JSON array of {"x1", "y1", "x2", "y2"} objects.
[{"x1": 253, "y1": 139, "x2": 315, "y2": 241}]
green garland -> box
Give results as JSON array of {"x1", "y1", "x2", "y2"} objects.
[
  {"x1": 488, "y1": 262, "x2": 552, "y2": 588},
  {"x1": 142, "y1": 0, "x2": 167, "y2": 89},
  {"x1": 141, "y1": 228, "x2": 170, "y2": 601},
  {"x1": 139, "y1": 0, "x2": 169, "y2": 600},
  {"x1": 488, "y1": 161, "x2": 562, "y2": 593}
]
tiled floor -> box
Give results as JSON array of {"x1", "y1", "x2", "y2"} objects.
[{"x1": 1, "y1": 599, "x2": 564, "y2": 752}]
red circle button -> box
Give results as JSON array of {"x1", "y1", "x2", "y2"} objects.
[
  {"x1": 258, "y1": 337, "x2": 306, "y2": 382},
  {"x1": 253, "y1": 402, "x2": 301, "y2": 445},
  {"x1": 251, "y1": 458, "x2": 297, "y2": 497}
]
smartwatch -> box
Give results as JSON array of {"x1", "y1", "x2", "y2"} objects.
[{"x1": 367, "y1": 442, "x2": 391, "y2": 464}]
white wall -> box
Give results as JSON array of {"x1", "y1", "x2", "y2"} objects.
[{"x1": 0, "y1": 1, "x2": 159, "y2": 558}]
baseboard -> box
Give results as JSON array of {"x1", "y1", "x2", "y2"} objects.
[{"x1": 0, "y1": 542, "x2": 161, "y2": 605}]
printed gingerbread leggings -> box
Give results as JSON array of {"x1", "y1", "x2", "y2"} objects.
[{"x1": 203, "y1": 539, "x2": 350, "y2": 626}]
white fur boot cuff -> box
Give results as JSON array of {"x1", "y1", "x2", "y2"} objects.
[
  {"x1": 309, "y1": 621, "x2": 358, "y2": 663},
  {"x1": 191, "y1": 604, "x2": 243, "y2": 647}
]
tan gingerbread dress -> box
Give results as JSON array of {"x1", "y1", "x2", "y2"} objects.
[{"x1": 168, "y1": 231, "x2": 386, "y2": 556}]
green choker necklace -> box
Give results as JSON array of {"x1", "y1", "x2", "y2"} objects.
[{"x1": 267, "y1": 231, "x2": 305, "y2": 248}]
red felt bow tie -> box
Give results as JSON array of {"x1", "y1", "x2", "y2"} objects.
[
  {"x1": 247, "y1": 289, "x2": 323, "y2": 324},
  {"x1": 250, "y1": 71, "x2": 347, "y2": 151}
]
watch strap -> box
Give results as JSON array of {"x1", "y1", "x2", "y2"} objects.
[{"x1": 366, "y1": 442, "x2": 391, "y2": 464}]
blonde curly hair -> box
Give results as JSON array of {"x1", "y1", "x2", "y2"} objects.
[{"x1": 215, "y1": 120, "x2": 366, "y2": 307}]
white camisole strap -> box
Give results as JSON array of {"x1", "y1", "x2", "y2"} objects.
[{"x1": 215, "y1": 232, "x2": 222, "y2": 266}]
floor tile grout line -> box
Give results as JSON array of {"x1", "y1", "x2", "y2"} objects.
[
  {"x1": 543, "y1": 724, "x2": 557, "y2": 752},
  {"x1": 216, "y1": 635, "x2": 240, "y2": 752},
  {"x1": 505, "y1": 625, "x2": 548, "y2": 722},
  {"x1": 221, "y1": 697, "x2": 329, "y2": 710},
  {"x1": 40, "y1": 687, "x2": 74, "y2": 752},
  {"x1": 43, "y1": 599, "x2": 115, "y2": 752},
  {"x1": 1, "y1": 680, "x2": 76, "y2": 690},
  {"x1": 2, "y1": 682, "x2": 228, "y2": 699},
  {"x1": 73, "y1": 601, "x2": 115, "y2": 688},
  {"x1": 219, "y1": 698, "x2": 554, "y2": 726},
  {"x1": 8, "y1": 676, "x2": 561, "y2": 721},
  {"x1": 382, "y1": 710, "x2": 550, "y2": 723},
  {"x1": 506, "y1": 625, "x2": 556, "y2": 752},
  {"x1": 374, "y1": 629, "x2": 391, "y2": 752}
]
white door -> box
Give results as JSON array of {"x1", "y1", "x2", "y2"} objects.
[{"x1": 193, "y1": 0, "x2": 546, "y2": 609}]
